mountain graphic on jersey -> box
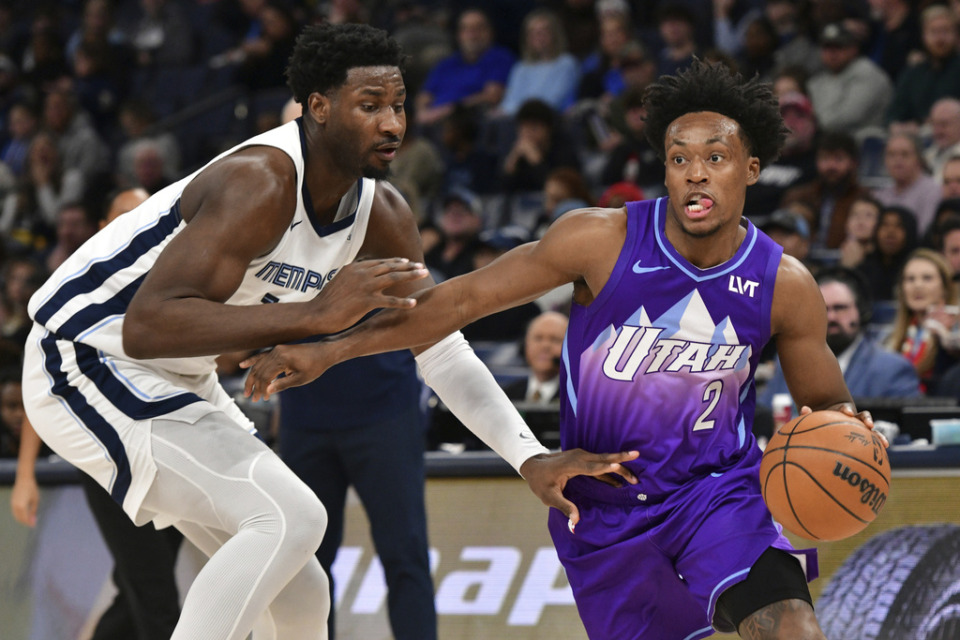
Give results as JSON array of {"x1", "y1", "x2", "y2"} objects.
[
  {"x1": 586, "y1": 289, "x2": 751, "y2": 380},
  {"x1": 575, "y1": 289, "x2": 752, "y2": 440}
]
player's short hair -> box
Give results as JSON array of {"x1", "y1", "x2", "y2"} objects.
[
  {"x1": 286, "y1": 23, "x2": 406, "y2": 104},
  {"x1": 642, "y1": 59, "x2": 788, "y2": 168}
]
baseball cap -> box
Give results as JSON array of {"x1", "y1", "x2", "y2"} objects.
[
  {"x1": 760, "y1": 209, "x2": 810, "y2": 239},
  {"x1": 442, "y1": 186, "x2": 482, "y2": 216},
  {"x1": 478, "y1": 225, "x2": 530, "y2": 252},
  {"x1": 597, "y1": 182, "x2": 644, "y2": 208},
  {"x1": 779, "y1": 91, "x2": 813, "y2": 117},
  {"x1": 820, "y1": 23, "x2": 857, "y2": 47}
]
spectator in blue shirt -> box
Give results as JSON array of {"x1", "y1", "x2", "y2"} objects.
[{"x1": 414, "y1": 8, "x2": 515, "y2": 128}]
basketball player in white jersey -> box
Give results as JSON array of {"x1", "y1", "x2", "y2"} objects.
[{"x1": 21, "y1": 23, "x2": 638, "y2": 640}]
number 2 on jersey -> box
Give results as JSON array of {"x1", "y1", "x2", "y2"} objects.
[{"x1": 693, "y1": 380, "x2": 723, "y2": 431}]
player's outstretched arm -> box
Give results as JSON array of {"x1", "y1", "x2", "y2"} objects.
[
  {"x1": 11, "y1": 416, "x2": 43, "y2": 527},
  {"x1": 772, "y1": 256, "x2": 881, "y2": 441},
  {"x1": 241, "y1": 208, "x2": 620, "y2": 398},
  {"x1": 123, "y1": 149, "x2": 428, "y2": 360}
]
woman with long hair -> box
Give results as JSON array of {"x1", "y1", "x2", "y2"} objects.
[{"x1": 886, "y1": 248, "x2": 959, "y2": 392}]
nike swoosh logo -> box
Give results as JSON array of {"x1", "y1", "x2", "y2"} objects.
[
  {"x1": 632, "y1": 260, "x2": 670, "y2": 274},
  {"x1": 519, "y1": 431, "x2": 534, "y2": 440},
  {"x1": 290, "y1": 220, "x2": 303, "y2": 230}
]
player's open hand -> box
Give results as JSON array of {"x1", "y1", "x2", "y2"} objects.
[
  {"x1": 11, "y1": 476, "x2": 39, "y2": 527},
  {"x1": 519, "y1": 449, "x2": 640, "y2": 533},
  {"x1": 241, "y1": 343, "x2": 331, "y2": 401},
  {"x1": 310, "y1": 258, "x2": 428, "y2": 334}
]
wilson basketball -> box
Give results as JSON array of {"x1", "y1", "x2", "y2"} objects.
[{"x1": 759, "y1": 410, "x2": 890, "y2": 541}]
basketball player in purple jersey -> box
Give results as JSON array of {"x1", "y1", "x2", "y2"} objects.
[{"x1": 243, "y1": 61, "x2": 887, "y2": 639}]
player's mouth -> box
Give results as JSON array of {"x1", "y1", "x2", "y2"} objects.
[
  {"x1": 684, "y1": 194, "x2": 715, "y2": 220},
  {"x1": 374, "y1": 141, "x2": 400, "y2": 161}
]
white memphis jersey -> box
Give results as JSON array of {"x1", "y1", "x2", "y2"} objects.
[{"x1": 28, "y1": 119, "x2": 375, "y2": 375}]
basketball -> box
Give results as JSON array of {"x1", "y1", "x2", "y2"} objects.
[{"x1": 759, "y1": 410, "x2": 891, "y2": 541}]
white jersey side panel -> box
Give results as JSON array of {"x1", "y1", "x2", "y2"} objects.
[{"x1": 28, "y1": 119, "x2": 375, "y2": 375}]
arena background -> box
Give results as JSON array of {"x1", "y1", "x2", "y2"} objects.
[{"x1": 0, "y1": 454, "x2": 958, "y2": 639}]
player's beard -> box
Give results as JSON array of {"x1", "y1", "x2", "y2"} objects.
[{"x1": 362, "y1": 163, "x2": 392, "y2": 180}]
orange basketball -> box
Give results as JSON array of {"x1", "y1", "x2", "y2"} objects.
[{"x1": 759, "y1": 410, "x2": 891, "y2": 541}]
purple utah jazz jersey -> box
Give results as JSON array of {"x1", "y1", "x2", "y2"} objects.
[{"x1": 560, "y1": 197, "x2": 783, "y2": 501}]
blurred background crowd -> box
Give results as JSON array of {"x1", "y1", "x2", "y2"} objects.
[{"x1": 3, "y1": 0, "x2": 960, "y2": 456}]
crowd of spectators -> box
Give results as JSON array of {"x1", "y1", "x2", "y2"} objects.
[{"x1": 8, "y1": 0, "x2": 960, "y2": 454}]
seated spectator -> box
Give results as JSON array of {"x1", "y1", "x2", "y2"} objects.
[
  {"x1": 42, "y1": 85, "x2": 111, "y2": 187},
  {"x1": 807, "y1": 22, "x2": 892, "y2": 140},
  {"x1": 599, "y1": 85, "x2": 664, "y2": 194},
  {"x1": 126, "y1": 138, "x2": 175, "y2": 194},
  {"x1": 782, "y1": 130, "x2": 869, "y2": 249},
  {"x1": 577, "y1": 10, "x2": 636, "y2": 102},
  {"x1": 655, "y1": 5, "x2": 698, "y2": 78},
  {"x1": 771, "y1": 65, "x2": 811, "y2": 98},
  {"x1": 0, "y1": 100, "x2": 38, "y2": 178},
  {"x1": 438, "y1": 104, "x2": 499, "y2": 195},
  {"x1": 387, "y1": 106, "x2": 445, "y2": 224},
  {"x1": 921, "y1": 198, "x2": 960, "y2": 250},
  {"x1": 44, "y1": 201, "x2": 98, "y2": 272},
  {"x1": 414, "y1": 8, "x2": 515, "y2": 128},
  {"x1": 865, "y1": 0, "x2": 921, "y2": 84},
  {"x1": 924, "y1": 98, "x2": 960, "y2": 181},
  {"x1": 504, "y1": 310, "x2": 569, "y2": 405},
  {"x1": 0, "y1": 256, "x2": 44, "y2": 349},
  {"x1": 119, "y1": 0, "x2": 196, "y2": 68},
  {"x1": 942, "y1": 154, "x2": 960, "y2": 200},
  {"x1": 424, "y1": 187, "x2": 484, "y2": 280},
  {"x1": 873, "y1": 132, "x2": 941, "y2": 236},
  {"x1": 887, "y1": 4, "x2": 960, "y2": 132},
  {"x1": 533, "y1": 166, "x2": 593, "y2": 238},
  {"x1": 759, "y1": 208, "x2": 812, "y2": 266},
  {"x1": 71, "y1": 40, "x2": 125, "y2": 138},
  {"x1": 886, "y1": 248, "x2": 960, "y2": 393},
  {"x1": 0, "y1": 369, "x2": 23, "y2": 457},
  {"x1": 745, "y1": 91, "x2": 818, "y2": 216},
  {"x1": 115, "y1": 99, "x2": 181, "y2": 187},
  {"x1": 462, "y1": 226, "x2": 541, "y2": 343},
  {"x1": 498, "y1": 8, "x2": 580, "y2": 115},
  {"x1": 232, "y1": 2, "x2": 299, "y2": 94},
  {"x1": 938, "y1": 214, "x2": 960, "y2": 277},
  {"x1": 0, "y1": 131, "x2": 84, "y2": 250},
  {"x1": 858, "y1": 205, "x2": 919, "y2": 302},
  {"x1": 597, "y1": 181, "x2": 643, "y2": 209},
  {"x1": 735, "y1": 15, "x2": 779, "y2": 83},
  {"x1": 759, "y1": 266, "x2": 921, "y2": 410},
  {"x1": 501, "y1": 99, "x2": 580, "y2": 193},
  {"x1": 839, "y1": 195, "x2": 881, "y2": 270}
]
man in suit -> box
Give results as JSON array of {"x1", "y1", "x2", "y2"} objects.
[
  {"x1": 505, "y1": 310, "x2": 568, "y2": 405},
  {"x1": 759, "y1": 266, "x2": 921, "y2": 408}
]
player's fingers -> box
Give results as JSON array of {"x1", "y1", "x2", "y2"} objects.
[
  {"x1": 239, "y1": 352, "x2": 266, "y2": 369},
  {"x1": 580, "y1": 451, "x2": 639, "y2": 484},
  {"x1": 856, "y1": 409, "x2": 874, "y2": 428},
  {"x1": 567, "y1": 505, "x2": 580, "y2": 534},
  {"x1": 799, "y1": 405, "x2": 813, "y2": 415},
  {"x1": 377, "y1": 295, "x2": 418, "y2": 309},
  {"x1": 266, "y1": 371, "x2": 301, "y2": 395},
  {"x1": 374, "y1": 266, "x2": 430, "y2": 289}
]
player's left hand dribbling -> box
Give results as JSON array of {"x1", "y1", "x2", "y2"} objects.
[
  {"x1": 800, "y1": 404, "x2": 887, "y2": 448},
  {"x1": 519, "y1": 449, "x2": 639, "y2": 533}
]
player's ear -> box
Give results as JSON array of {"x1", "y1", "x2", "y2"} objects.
[
  {"x1": 746, "y1": 157, "x2": 760, "y2": 186},
  {"x1": 306, "y1": 92, "x2": 329, "y2": 125}
]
